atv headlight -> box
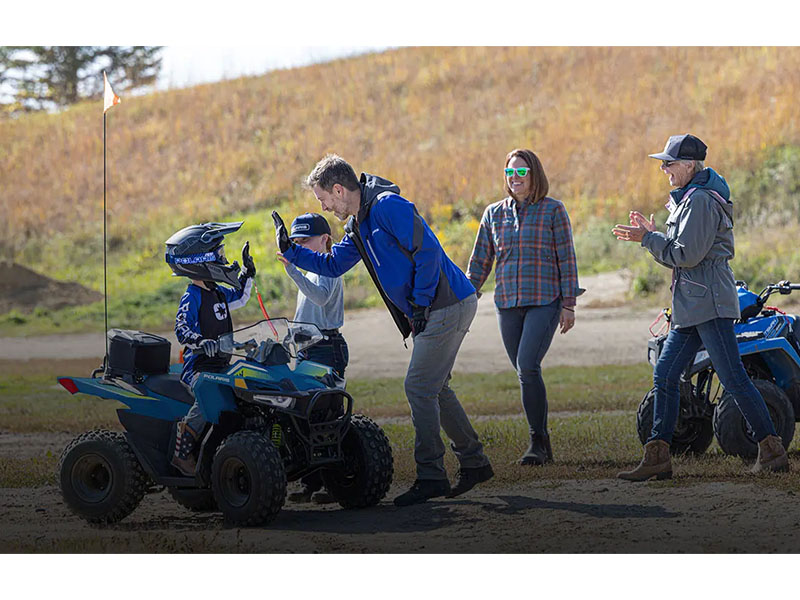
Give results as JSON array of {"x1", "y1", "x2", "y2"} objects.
[{"x1": 252, "y1": 394, "x2": 296, "y2": 409}]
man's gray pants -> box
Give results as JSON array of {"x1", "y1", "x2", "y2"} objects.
[{"x1": 404, "y1": 293, "x2": 490, "y2": 481}]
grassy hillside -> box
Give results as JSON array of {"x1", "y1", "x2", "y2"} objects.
[{"x1": 3, "y1": 47, "x2": 800, "y2": 333}]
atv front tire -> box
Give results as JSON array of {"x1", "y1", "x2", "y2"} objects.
[
  {"x1": 713, "y1": 378, "x2": 795, "y2": 458},
  {"x1": 58, "y1": 430, "x2": 148, "y2": 524},
  {"x1": 636, "y1": 387, "x2": 714, "y2": 455},
  {"x1": 211, "y1": 431, "x2": 286, "y2": 526},
  {"x1": 167, "y1": 488, "x2": 217, "y2": 512},
  {"x1": 322, "y1": 414, "x2": 393, "y2": 508}
]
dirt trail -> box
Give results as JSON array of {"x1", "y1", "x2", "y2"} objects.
[{"x1": 0, "y1": 270, "x2": 655, "y2": 377}]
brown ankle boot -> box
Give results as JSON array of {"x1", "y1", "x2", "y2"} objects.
[
  {"x1": 751, "y1": 435, "x2": 789, "y2": 474},
  {"x1": 617, "y1": 440, "x2": 672, "y2": 481}
]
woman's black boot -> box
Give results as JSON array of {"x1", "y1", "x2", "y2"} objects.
[
  {"x1": 543, "y1": 433, "x2": 553, "y2": 463},
  {"x1": 519, "y1": 433, "x2": 548, "y2": 466}
]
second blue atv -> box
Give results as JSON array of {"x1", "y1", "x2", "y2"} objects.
[
  {"x1": 637, "y1": 280, "x2": 800, "y2": 458},
  {"x1": 56, "y1": 319, "x2": 394, "y2": 526}
]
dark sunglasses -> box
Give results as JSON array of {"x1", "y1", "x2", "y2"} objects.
[
  {"x1": 504, "y1": 167, "x2": 530, "y2": 177},
  {"x1": 660, "y1": 160, "x2": 680, "y2": 168}
]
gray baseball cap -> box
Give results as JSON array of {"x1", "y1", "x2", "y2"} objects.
[{"x1": 649, "y1": 134, "x2": 707, "y2": 161}]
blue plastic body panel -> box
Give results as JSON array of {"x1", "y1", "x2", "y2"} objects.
[
  {"x1": 738, "y1": 287, "x2": 760, "y2": 312},
  {"x1": 62, "y1": 357, "x2": 336, "y2": 424},
  {"x1": 66, "y1": 377, "x2": 190, "y2": 421}
]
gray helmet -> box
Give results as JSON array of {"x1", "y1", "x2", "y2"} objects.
[{"x1": 165, "y1": 221, "x2": 244, "y2": 289}]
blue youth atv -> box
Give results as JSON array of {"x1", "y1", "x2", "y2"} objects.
[
  {"x1": 637, "y1": 280, "x2": 800, "y2": 457},
  {"x1": 56, "y1": 319, "x2": 393, "y2": 526}
]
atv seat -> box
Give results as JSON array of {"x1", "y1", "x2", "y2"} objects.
[{"x1": 145, "y1": 373, "x2": 194, "y2": 405}]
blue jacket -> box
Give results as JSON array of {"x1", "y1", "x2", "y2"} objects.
[
  {"x1": 283, "y1": 173, "x2": 475, "y2": 339},
  {"x1": 176, "y1": 279, "x2": 252, "y2": 385}
]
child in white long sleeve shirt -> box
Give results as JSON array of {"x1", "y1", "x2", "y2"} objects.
[{"x1": 276, "y1": 212, "x2": 348, "y2": 503}]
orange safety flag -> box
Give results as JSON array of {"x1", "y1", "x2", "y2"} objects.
[{"x1": 103, "y1": 71, "x2": 120, "y2": 114}]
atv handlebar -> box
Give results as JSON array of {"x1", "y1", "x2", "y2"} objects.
[
  {"x1": 737, "y1": 281, "x2": 800, "y2": 322},
  {"x1": 759, "y1": 281, "x2": 800, "y2": 302},
  {"x1": 770, "y1": 280, "x2": 800, "y2": 293}
]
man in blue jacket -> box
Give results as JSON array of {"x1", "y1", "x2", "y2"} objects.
[{"x1": 273, "y1": 154, "x2": 493, "y2": 506}]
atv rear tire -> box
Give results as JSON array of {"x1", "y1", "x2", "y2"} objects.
[
  {"x1": 713, "y1": 378, "x2": 795, "y2": 458},
  {"x1": 636, "y1": 387, "x2": 714, "y2": 455},
  {"x1": 167, "y1": 488, "x2": 217, "y2": 512},
  {"x1": 211, "y1": 431, "x2": 286, "y2": 526},
  {"x1": 58, "y1": 430, "x2": 148, "y2": 524},
  {"x1": 322, "y1": 414, "x2": 393, "y2": 508}
]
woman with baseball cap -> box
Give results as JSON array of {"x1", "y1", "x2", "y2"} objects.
[
  {"x1": 276, "y1": 212, "x2": 349, "y2": 503},
  {"x1": 613, "y1": 134, "x2": 788, "y2": 480}
]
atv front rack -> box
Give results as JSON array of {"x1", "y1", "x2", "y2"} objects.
[
  {"x1": 236, "y1": 387, "x2": 354, "y2": 471},
  {"x1": 290, "y1": 389, "x2": 354, "y2": 468}
]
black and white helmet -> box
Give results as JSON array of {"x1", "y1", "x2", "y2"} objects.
[{"x1": 165, "y1": 222, "x2": 244, "y2": 289}]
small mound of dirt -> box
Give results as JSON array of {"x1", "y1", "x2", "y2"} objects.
[{"x1": 0, "y1": 261, "x2": 102, "y2": 314}]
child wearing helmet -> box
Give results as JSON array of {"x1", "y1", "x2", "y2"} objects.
[
  {"x1": 276, "y1": 212, "x2": 348, "y2": 503},
  {"x1": 165, "y1": 221, "x2": 256, "y2": 476}
]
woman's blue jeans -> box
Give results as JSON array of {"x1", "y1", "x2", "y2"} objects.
[
  {"x1": 496, "y1": 299, "x2": 562, "y2": 435},
  {"x1": 650, "y1": 317, "x2": 777, "y2": 443}
]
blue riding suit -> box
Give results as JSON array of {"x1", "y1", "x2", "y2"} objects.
[{"x1": 175, "y1": 278, "x2": 252, "y2": 388}]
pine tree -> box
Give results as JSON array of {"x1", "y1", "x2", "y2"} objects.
[{"x1": 0, "y1": 46, "x2": 163, "y2": 115}]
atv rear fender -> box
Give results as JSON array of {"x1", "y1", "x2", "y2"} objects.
[{"x1": 57, "y1": 376, "x2": 190, "y2": 421}]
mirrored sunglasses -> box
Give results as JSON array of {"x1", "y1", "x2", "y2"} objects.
[{"x1": 504, "y1": 167, "x2": 530, "y2": 177}]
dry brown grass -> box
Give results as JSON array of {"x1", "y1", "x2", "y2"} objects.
[{"x1": 4, "y1": 47, "x2": 800, "y2": 262}]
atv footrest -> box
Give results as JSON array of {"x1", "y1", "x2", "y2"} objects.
[{"x1": 158, "y1": 475, "x2": 201, "y2": 488}]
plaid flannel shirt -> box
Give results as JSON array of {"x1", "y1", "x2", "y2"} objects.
[{"x1": 467, "y1": 196, "x2": 580, "y2": 309}]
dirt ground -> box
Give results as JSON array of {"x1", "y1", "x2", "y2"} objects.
[
  {"x1": 1, "y1": 431, "x2": 799, "y2": 553},
  {"x1": 2, "y1": 270, "x2": 799, "y2": 553}
]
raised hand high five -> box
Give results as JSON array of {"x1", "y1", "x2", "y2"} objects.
[{"x1": 272, "y1": 211, "x2": 293, "y2": 254}]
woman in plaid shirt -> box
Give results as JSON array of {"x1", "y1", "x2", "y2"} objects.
[{"x1": 467, "y1": 149, "x2": 581, "y2": 466}]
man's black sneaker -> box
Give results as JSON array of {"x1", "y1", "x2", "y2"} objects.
[
  {"x1": 393, "y1": 479, "x2": 451, "y2": 507},
  {"x1": 446, "y1": 463, "x2": 494, "y2": 498}
]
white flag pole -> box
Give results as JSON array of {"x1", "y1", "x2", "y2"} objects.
[
  {"x1": 103, "y1": 107, "x2": 109, "y2": 367},
  {"x1": 101, "y1": 71, "x2": 119, "y2": 370}
]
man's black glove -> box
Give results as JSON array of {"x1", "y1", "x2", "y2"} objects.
[
  {"x1": 409, "y1": 303, "x2": 430, "y2": 336},
  {"x1": 272, "y1": 211, "x2": 293, "y2": 253},
  {"x1": 241, "y1": 241, "x2": 256, "y2": 278}
]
